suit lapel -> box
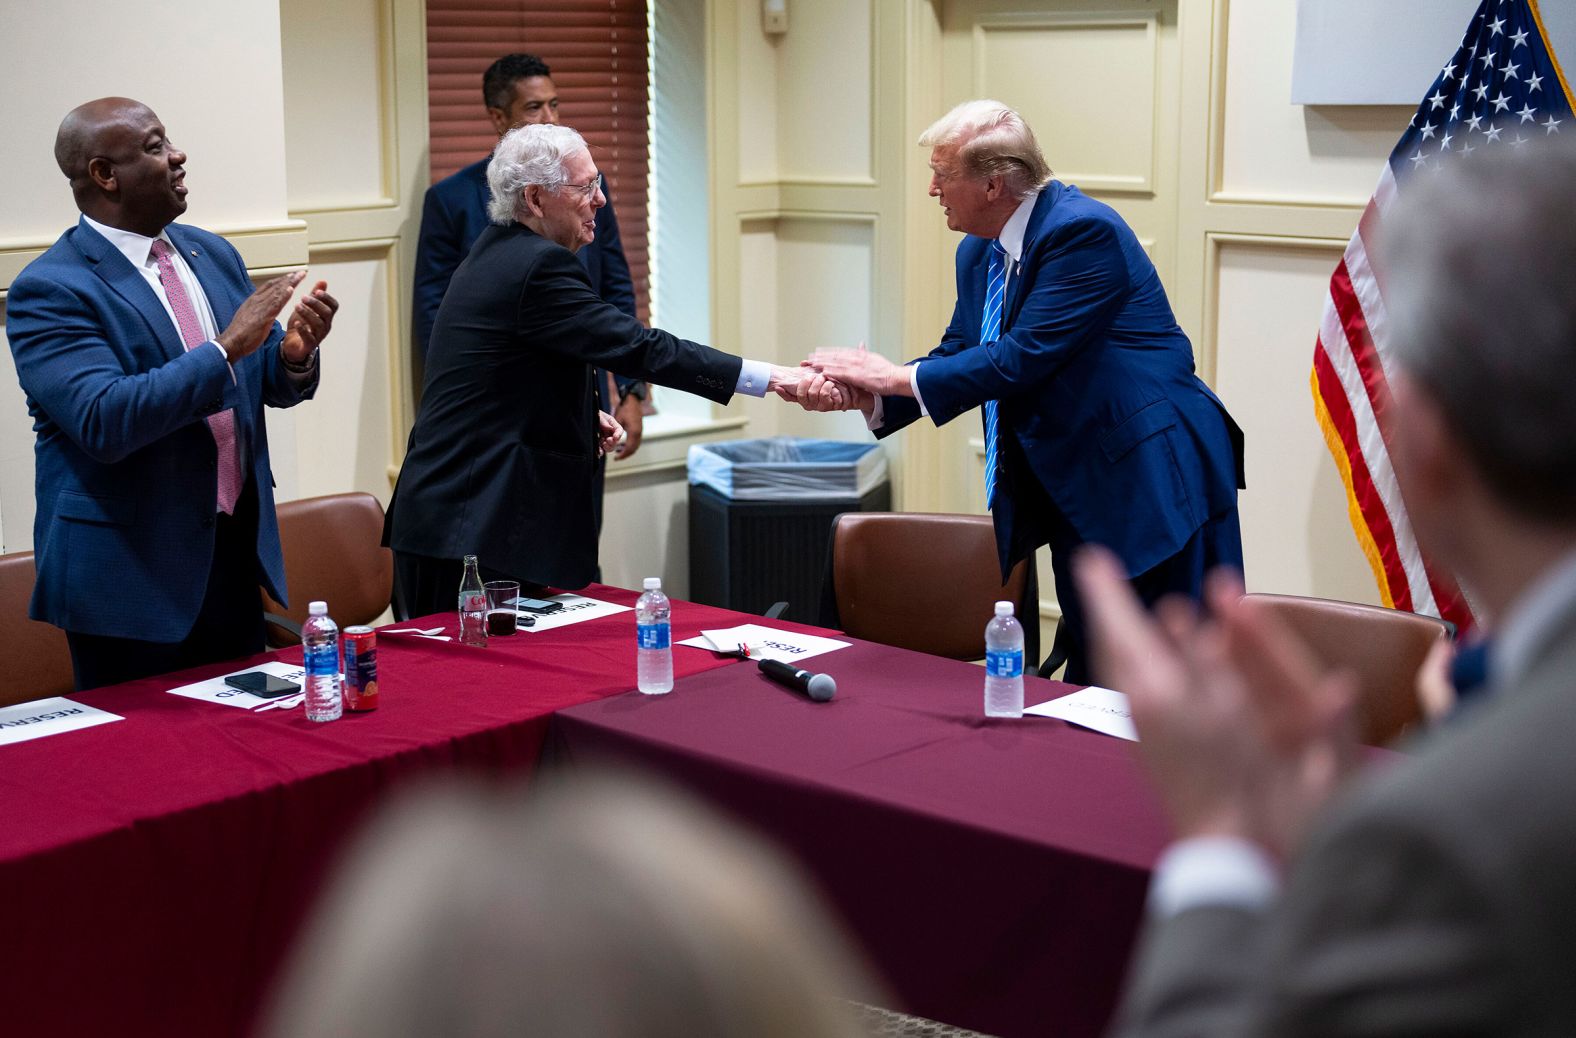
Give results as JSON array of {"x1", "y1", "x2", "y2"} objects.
[
  {"x1": 73, "y1": 218, "x2": 187, "y2": 364},
  {"x1": 168, "y1": 224, "x2": 239, "y2": 325},
  {"x1": 1001, "y1": 183, "x2": 1062, "y2": 332}
]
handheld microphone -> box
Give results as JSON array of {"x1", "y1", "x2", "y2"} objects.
[{"x1": 757, "y1": 658, "x2": 836, "y2": 702}]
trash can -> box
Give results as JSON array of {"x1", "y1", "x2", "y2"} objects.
[{"x1": 687, "y1": 437, "x2": 890, "y2": 623}]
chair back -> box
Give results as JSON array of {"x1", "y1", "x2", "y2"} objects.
[
  {"x1": 261, "y1": 493, "x2": 393, "y2": 648},
  {"x1": 0, "y1": 551, "x2": 75, "y2": 706},
  {"x1": 828, "y1": 512, "x2": 1036, "y2": 661},
  {"x1": 1239, "y1": 593, "x2": 1450, "y2": 746}
]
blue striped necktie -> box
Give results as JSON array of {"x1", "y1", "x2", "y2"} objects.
[{"x1": 982, "y1": 241, "x2": 1008, "y2": 508}]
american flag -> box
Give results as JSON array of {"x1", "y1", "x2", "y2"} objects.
[{"x1": 1311, "y1": 0, "x2": 1573, "y2": 633}]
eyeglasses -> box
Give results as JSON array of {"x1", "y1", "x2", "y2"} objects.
[{"x1": 562, "y1": 174, "x2": 603, "y2": 201}]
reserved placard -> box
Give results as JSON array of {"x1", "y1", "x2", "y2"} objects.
[
  {"x1": 167, "y1": 661, "x2": 307, "y2": 710},
  {"x1": 519, "y1": 594, "x2": 632, "y2": 634},
  {"x1": 677, "y1": 624, "x2": 850, "y2": 665},
  {"x1": 0, "y1": 697, "x2": 124, "y2": 747},
  {"x1": 1025, "y1": 686, "x2": 1138, "y2": 741}
]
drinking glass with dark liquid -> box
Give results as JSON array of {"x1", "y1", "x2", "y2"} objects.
[{"x1": 484, "y1": 580, "x2": 521, "y2": 636}]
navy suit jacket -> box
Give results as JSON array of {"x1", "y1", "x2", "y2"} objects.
[
  {"x1": 5, "y1": 219, "x2": 317, "y2": 641},
  {"x1": 412, "y1": 156, "x2": 638, "y2": 406},
  {"x1": 879, "y1": 183, "x2": 1245, "y2": 580}
]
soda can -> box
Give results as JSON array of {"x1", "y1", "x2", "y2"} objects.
[{"x1": 343, "y1": 626, "x2": 379, "y2": 711}]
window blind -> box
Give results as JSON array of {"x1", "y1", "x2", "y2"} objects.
[{"x1": 426, "y1": 0, "x2": 651, "y2": 320}]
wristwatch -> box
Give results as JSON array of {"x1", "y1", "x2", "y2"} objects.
[{"x1": 619, "y1": 381, "x2": 649, "y2": 403}]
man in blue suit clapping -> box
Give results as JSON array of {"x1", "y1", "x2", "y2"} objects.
[
  {"x1": 6, "y1": 97, "x2": 337, "y2": 689},
  {"x1": 808, "y1": 100, "x2": 1245, "y2": 684}
]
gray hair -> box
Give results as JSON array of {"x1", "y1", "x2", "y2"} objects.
[
  {"x1": 918, "y1": 99, "x2": 1053, "y2": 200},
  {"x1": 486, "y1": 123, "x2": 587, "y2": 224},
  {"x1": 1384, "y1": 140, "x2": 1576, "y2": 523},
  {"x1": 263, "y1": 774, "x2": 881, "y2": 1038}
]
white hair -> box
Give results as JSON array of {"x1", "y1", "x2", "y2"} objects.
[
  {"x1": 486, "y1": 123, "x2": 588, "y2": 225},
  {"x1": 918, "y1": 99, "x2": 1053, "y2": 200}
]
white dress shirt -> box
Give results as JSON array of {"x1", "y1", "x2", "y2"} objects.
[{"x1": 82, "y1": 214, "x2": 230, "y2": 374}]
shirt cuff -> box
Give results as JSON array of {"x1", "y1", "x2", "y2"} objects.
[
  {"x1": 735, "y1": 358, "x2": 774, "y2": 397},
  {"x1": 281, "y1": 349, "x2": 319, "y2": 384},
  {"x1": 865, "y1": 393, "x2": 885, "y2": 431},
  {"x1": 207, "y1": 341, "x2": 238, "y2": 385},
  {"x1": 1146, "y1": 836, "x2": 1281, "y2": 919},
  {"x1": 909, "y1": 362, "x2": 929, "y2": 418}
]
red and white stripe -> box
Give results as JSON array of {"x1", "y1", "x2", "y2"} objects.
[{"x1": 1312, "y1": 164, "x2": 1475, "y2": 632}]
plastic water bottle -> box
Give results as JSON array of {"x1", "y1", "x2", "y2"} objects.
[
  {"x1": 984, "y1": 600, "x2": 1024, "y2": 718},
  {"x1": 302, "y1": 600, "x2": 343, "y2": 723},
  {"x1": 635, "y1": 577, "x2": 673, "y2": 694},
  {"x1": 458, "y1": 554, "x2": 488, "y2": 648}
]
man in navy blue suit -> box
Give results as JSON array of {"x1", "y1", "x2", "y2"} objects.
[
  {"x1": 809, "y1": 100, "x2": 1245, "y2": 684},
  {"x1": 6, "y1": 97, "x2": 337, "y2": 690},
  {"x1": 413, "y1": 52, "x2": 649, "y2": 477}
]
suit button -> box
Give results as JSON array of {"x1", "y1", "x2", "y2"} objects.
[{"x1": 200, "y1": 516, "x2": 215, "y2": 529}]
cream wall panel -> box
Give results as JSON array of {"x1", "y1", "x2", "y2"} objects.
[
  {"x1": 974, "y1": 13, "x2": 1158, "y2": 195},
  {"x1": 267, "y1": 252, "x2": 396, "y2": 505},
  {"x1": 0, "y1": 320, "x2": 33, "y2": 552},
  {"x1": 280, "y1": 0, "x2": 391, "y2": 209},
  {"x1": 1213, "y1": 240, "x2": 1378, "y2": 604},
  {"x1": 771, "y1": 218, "x2": 878, "y2": 442},
  {"x1": 1219, "y1": 0, "x2": 1411, "y2": 205},
  {"x1": 735, "y1": 4, "x2": 781, "y2": 183},
  {"x1": 774, "y1": 0, "x2": 873, "y2": 183},
  {"x1": 601, "y1": 471, "x2": 695, "y2": 598},
  {"x1": 0, "y1": 0, "x2": 290, "y2": 245}
]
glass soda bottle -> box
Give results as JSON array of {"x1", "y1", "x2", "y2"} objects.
[{"x1": 458, "y1": 554, "x2": 488, "y2": 648}]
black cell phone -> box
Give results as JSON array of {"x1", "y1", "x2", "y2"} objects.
[
  {"x1": 224, "y1": 671, "x2": 301, "y2": 698},
  {"x1": 508, "y1": 596, "x2": 564, "y2": 614}
]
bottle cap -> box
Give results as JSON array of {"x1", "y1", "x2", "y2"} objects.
[
  {"x1": 643, "y1": 577, "x2": 662, "y2": 590},
  {"x1": 994, "y1": 601, "x2": 1013, "y2": 617},
  {"x1": 309, "y1": 601, "x2": 328, "y2": 615}
]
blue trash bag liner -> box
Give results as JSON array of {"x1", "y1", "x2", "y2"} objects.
[{"x1": 686, "y1": 436, "x2": 888, "y2": 501}]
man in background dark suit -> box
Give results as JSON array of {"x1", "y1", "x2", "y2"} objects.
[
  {"x1": 6, "y1": 97, "x2": 337, "y2": 689},
  {"x1": 387, "y1": 124, "x2": 801, "y2": 616},
  {"x1": 413, "y1": 52, "x2": 648, "y2": 546},
  {"x1": 809, "y1": 100, "x2": 1244, "y2": 684},
  {"x1": 1082, "y1": 142, "x2": 1576, "y2": 1037}
]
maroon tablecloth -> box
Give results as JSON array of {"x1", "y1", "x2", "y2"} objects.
[
  {"x1": 0, "y1": 585, "x2": 800, "y2": 1038},
  {"x1": 548, "y1": 640, "x2": 1176, "y2": 1038}
]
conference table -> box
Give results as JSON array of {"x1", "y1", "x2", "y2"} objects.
[{"x1": 0, "y1": 584, "x2": 1171, "y2": 1037}]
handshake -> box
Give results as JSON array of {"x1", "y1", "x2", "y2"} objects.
[{"x1": 765, "y1": 344, "x2": 908, "y2": 416}]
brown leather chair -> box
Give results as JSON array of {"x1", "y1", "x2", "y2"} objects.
[
  {"x1": 825, "y1": 512, "x2": 1038, "y2": 662},
  {"x1": 1239, "y1": 593, "x2": 1452, "y2": 747},
  {"x1": 261, "y1": 492, "x2": 393, "y2": 647},
  {"x1": 0, "y1": 551, "x2": 75, "y2": 706}
]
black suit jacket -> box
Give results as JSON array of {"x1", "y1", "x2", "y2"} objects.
[
  {"x1": 412, "y1": 156, "x2": 638, "y2": 409},
  {"x1": 385, "y1": 222, "x2": 741, "y2": 588}
]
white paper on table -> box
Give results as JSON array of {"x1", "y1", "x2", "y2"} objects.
[
  {"x1": 1025, "y1": 686, "x2": 1139, "y2": 741},
  {"x1": 0, "y1": 697, "x2": 124, "y2": 747},
  {"x1": 676, "y1": 623, "x2": 850, "y2": 664},
  {"x1": 166, "y1": 660, "x2": 307, "y2": 710},
  {"x1": 518, "y1": 594, "x2": 631, "y2": 633}
]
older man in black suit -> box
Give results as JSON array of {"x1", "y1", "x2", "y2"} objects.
[
  {"x1": 1083, "y1": 141, "x2": 1576, "y2": 1036},
  {"x1": 386, "y1": 124, "x2": 806, "y2": 616}
]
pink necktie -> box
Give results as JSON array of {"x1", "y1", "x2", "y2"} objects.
[{"x1": 150, "y1": 239, "x2": 242, "y2": 515}]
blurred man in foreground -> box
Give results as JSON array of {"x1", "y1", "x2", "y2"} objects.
[{"x1": 1084, "y1": 141, "x2": 1576, "y2": 1036}]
